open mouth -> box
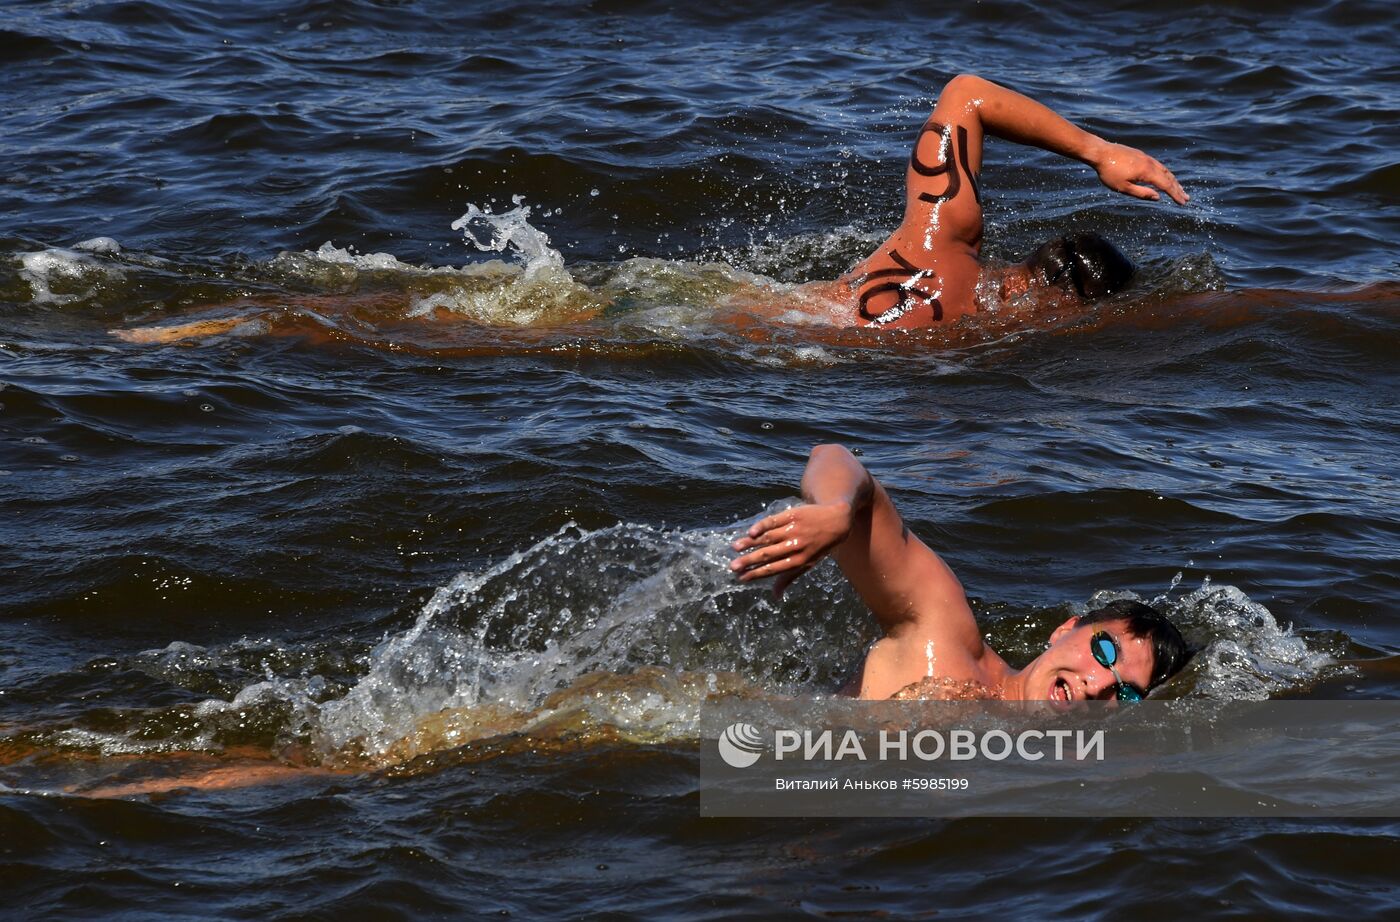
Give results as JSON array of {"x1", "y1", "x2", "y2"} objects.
[{"x1": 1050, "y1": 676, "x2": 1073, "y2": 707}]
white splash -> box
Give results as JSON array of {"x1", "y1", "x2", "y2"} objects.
[
  {"x1": 407, "y1": 199, "x2": 595, "y2": 323},
  {"x1": 266, "y1": 240, "x2": 466, "y2": 285},
  {"x1": 304, "y1": 519, "x2": 757, "y2": 757},
  {"x1": 1176, "y1": 579, "x2": 1333, "y2": 700},
  {"x1": 449, "y1": 197, "x2": 564, "y2": 277},
  {"x1": 17, "y1": 246, "x2": 125, "y2": 305},
  {"x1": 75, "y1": 236, "x2": 122, "y2": 255}
]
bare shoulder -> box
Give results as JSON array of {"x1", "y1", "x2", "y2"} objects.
[{"x1": 849, "y1": 567, "x2": 993, "y2": 699}]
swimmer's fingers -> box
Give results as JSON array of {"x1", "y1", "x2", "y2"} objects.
[
  {"x1": 1154, "y1": 162, "x2": 1189, "y2": 205},
  {"x1": 729, "y1": 503, "x2": 850, "y2": 584},
  {"x1": 1123, "y1": 163, "x2": 1188, "y2": 205},
  {"x1": 1121, "y1": 180, "x2": 1161, "y2": 201},
  {"x1": 729, "y1": 513, "x2": 816, "y2": 580},
  {"x1": 734, "y1": 502, "x2": 851, "y2": 549},
  {"x1": 733, "y1": 508, "x2": 801, "y2": 548},
  {"x1": 734, "y1": 554, "x2": 817, "y2": 595},
  {"x1": 729, "y1": 536, "x2": 809, "y2": 581}
]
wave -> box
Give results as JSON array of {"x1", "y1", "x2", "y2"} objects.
[{"x1": 0, "y1": 28, "x2": 76, "y2": 62}]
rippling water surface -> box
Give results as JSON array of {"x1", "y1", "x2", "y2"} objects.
[{"x1": 2, "y1": 0, "x2": 1398, "y2": 917}]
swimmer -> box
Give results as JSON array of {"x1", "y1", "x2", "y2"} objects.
[
  {"x1": 812, "y1": 73, "x2": 1188, "y2": 328},
  {"x1": 111, "y1": 74, "x2": 1184, "y2": 344},
  {"x1": 730, "y1": 444, "x2": 1191, "y2": 701},
  {"x1": 45, "y1": 444, "x2": 1190, "y2": 798}
]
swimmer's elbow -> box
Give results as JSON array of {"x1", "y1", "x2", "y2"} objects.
[
  {"x1": 806, "y1": 444, "x2": 875, "y2": 509},
  {"x1": 810, "y1": 442, "x2": 851, "y2": 461},
  {"x1": 942, "y1": 74, "x2": 992, "y2": 106},
  {"x1": 944, "y1": 73, "x2": 983, "y2": 92},
  {"x1": 810, "y1": 443, "x2": 866, "y2": 476}
]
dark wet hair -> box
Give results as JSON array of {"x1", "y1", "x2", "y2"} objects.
[
  {"x1": 1027, "y1": 233, "x2": 1135, "y2": 300},
  {"x1": 1076, "y1": 599, "x2": 1190, "y2": 690}
]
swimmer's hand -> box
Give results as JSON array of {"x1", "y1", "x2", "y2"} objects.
[
  {"x1": 1092, "y1": 141, "x2": 1189, "y2": 205},
  {"x1": 730, "y1": 501, "x2": 852, "y2": 598}
]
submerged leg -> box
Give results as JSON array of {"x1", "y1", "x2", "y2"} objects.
[
  {"x1": 111, "y1": 316, "x2": 252, "y2": 344},
  {"x1": 76, "y1": 761, "x2": 337, "y2": 798}
]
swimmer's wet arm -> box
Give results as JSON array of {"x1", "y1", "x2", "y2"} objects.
[
  {"x1": 730, "y1": 445, "x2": 973, "y2": 640},
  {"x1": 731, "y1": 443, "x2": 868, "y2": 598},
  {"x1": 941, "y1": 74, "x2": 1188, "y2": 204}
]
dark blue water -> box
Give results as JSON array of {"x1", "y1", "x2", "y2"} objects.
[{"x1": 2, "y1": 0, "x2": 1398, "y2": 917}]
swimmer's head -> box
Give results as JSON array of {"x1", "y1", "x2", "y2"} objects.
[
  {"x1": 1025, "y1": 233, "x2": 1135, "y2": 300},
  {"x1": 1020, "y1": 599, "x2": 1192, "y2": 705},
  {"x1": 1073, "y1": 599, "x2": 1191, "y2": 691}
]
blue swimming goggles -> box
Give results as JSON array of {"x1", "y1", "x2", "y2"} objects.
[{"x1": 1090, "y1": 631, "x2": 1146, "y2": 702}]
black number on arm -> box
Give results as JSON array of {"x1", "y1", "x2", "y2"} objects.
[
  {"x1": 910, "y1": 119, "x2": 959, "y2": 205},
  {"x1": 857, "y1": 249, "x2": 943, "y2": 324},
  {"x1": 957, "y1": 125, "x2": 981, "y2": 204},
  {"x1": 911, "y1": 120, "x2": 981, "y2": 206}
]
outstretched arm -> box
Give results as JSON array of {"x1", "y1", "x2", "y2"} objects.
[
  {"x1": 730, "y1": 445, "x2": 978, "y2": 646},
  {"x1": 939, "y1": 73, "x2": 1188, "y2": 204}
]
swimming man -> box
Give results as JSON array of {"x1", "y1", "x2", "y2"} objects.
[
  {"x1": 112, "y1": 74, "x2": 1186, "y2": 343},
  {"x1": 824, "y1": 73, "x2": 1188, "y2": 328},
  {"x1": 730, "y1": 444, "x2": 1190, "y2": 702}
]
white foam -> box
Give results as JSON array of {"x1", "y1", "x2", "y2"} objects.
[
  {"x1": 255, "y1": 207, "x2": 874, "y2": 332},
  {"x1": 17, "y1": 247, "x2": 125, "y2": 305},
  {"x1": 50, "y1": 726, "x2": 215, "y2": 756},
  {"x1": 726, "y1": 224, "x2": 882, "y2": 279},
  {"x1": 1177, "y1": 580, "x2": 1332, "y2": 700},
  {"x1": 789, "y1": 345, "x2": 839, "y2": 365},
  {"x1": 264, "y1": 200, "x2": 596, "y2": 325},
  {"x1": 397, "y1": 200, "x2": 600, "y2": 324},
  {"x1": 75, "y1": 236, "x2": 121, "y2": 254},
  {"x1": 605, "y1": 256, "x2": 770, "y2": 299},
  {"x1": 267, "y1": 241, "x2": 467, "y2": 283},
  {"x1": 749, "y1": 343, "x2": 846, "y2": 367},
  {"x1": 404, "y1": 262, "x2": 593, "y2": 325},
  {"x1": 270, "y1": 197, "x2": 565, "y2": 279}
]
